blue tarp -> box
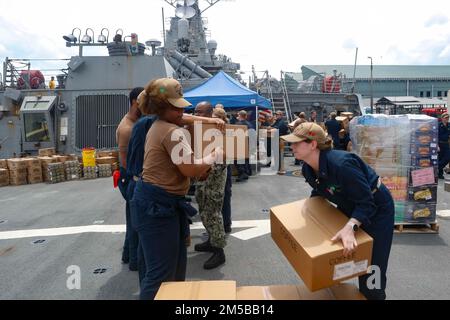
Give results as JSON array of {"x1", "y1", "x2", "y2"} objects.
[{"x1": 184, "y1": 71, "x2": 272, "y2": 109}]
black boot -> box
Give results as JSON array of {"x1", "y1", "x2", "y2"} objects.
[
  {"x1": 203, "y1": 248, "x2": 226, "y2": 270},
  {"x1": 194, "y1": 239, "x2": 215, "y2": 252}
]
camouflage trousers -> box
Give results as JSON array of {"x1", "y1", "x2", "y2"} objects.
[{"x1": 195, "y1": 165, "x2": 228, "y2": 249}]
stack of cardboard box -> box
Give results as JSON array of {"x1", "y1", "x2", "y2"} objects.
[
  {"x1": 351, "y1": 115, "x2": 438, "y2": 224},
  {"x1": 7, "y1": 158, "x2": 28, "y2": 185},
  {"x1": 155, "y1": 281, "x2": 365, "y2": 300},
  {"x1": 0, "y1": 160, "x2": 9, "y2": 187},
  {"x1": 38, "y1": 148, "x2": 56, "y2": 157},
  {"x1": 23, "y1": 158, "x2": 43, "y2": 184}
]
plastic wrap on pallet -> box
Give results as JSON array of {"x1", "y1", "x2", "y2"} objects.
[
  {"x1": 98, "y1": 164, "x2": 112, "y2": 178},
  {"x1": 64, "y1": 160, "x2": 81, "y2": 181},
  {"x1": 350, "y1": 114, "x2": 438, "y2": 225},
  {"x1": 47, "y1": 163, "x2": 66, "y2": 184},
  {"x1": 83, "y1": 166, "x2": 97, "y2": 179}
]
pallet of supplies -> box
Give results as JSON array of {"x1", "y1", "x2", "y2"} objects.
[
  {"x1": 46, "y1": 162, "x2": 66, "y2": 184},
  {"x1": 64, "y1": 160, "x2": 81, "y2": 181},
  {"x1": 52, "y1": 155, "x2": 70, "y2": 163},
  {"x1": 350, "y1": 114, "x2": 438, "y2": 226},
  {"x1": 96, "y1": 156, "x2": 116, "y2": 165},
  {"x1": 0, "y1": 168, "x2": 9, "y2": 187},
  {"x1": 83, "y1": 166, "x2": 97, "y2": 179},
  {"x1": 38, "y1": 148, "x2": 56, "y2": 157}
]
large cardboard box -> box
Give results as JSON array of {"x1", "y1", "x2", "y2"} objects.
[
  {"x1": 271, "y1": 198, "x2": 373, "y2": 292},
  {"x1": 0, "y1": 159, "x2": 7, "y2": 169},
  {"x1": 155, "y1": 281, "x2": 236, "y2": 300},
  {"x1": 188, "y1": 123, "x2": 249, "y2": 161},
  {"x1": 7, "y1": 158, "x2": 27, "y2": 170},
  {"x1": 236, "y1": 283, "x2": 365, "y2": 300},
  {"x1": 38, "y1": 148, "x2": 56, "y2": 157}
]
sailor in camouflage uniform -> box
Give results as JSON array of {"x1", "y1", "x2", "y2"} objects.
[{"x1": 193, "y1": 102, "x2": 228, "y2": 269}]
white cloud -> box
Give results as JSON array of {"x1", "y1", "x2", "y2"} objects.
[{"x1": 425, "y1": 14, "x2": 449, "y2": 27}]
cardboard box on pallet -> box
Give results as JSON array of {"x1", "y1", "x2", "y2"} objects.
[
  {"x1": 38, "y1": 148, "x2": 56, "y2": 157},
  {"x1": 236, "y1": 283, "x2": 365, "y2": 300},
  {"x1": 0, "y1": 159, "x2": 7, "y2": 169},
  {"x1": 7, "y1": 158, "x2": 27, "y2": 170},
  {"x1": 38, "y1": 156, "x2": 57, "y2": 181},
  {"x1": 0, "y1": 168, "x2": 9, "y2": 186},
  {"x1": 270, "y1": 198, "x2": 373, "y2": 292}
]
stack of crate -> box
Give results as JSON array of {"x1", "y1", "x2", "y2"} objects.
[
  {"x1": 7, "y1": 158, "x2": 28, "y2": 186},
  {"x1": 23, "y1": 158, "x2": 43, "y2": 184},
  {"x1": 98, "y1": 164, "x2": 112, "y2": 178},
  {"x1": 0, "y1": 159, "x2": 8, "y2": 187}
]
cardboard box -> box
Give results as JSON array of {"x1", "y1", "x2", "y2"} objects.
[
  {"x1": 0, "y1": 159, "x2": 7, "y2": 169},
  {"x1": 96, "y1": 156, "x2": 117, "y2": 165},
  {"x1": 270, "y1": 198, "x2": 373, "y2": 292},
  {"x1": 155, "y1": 281, "x2": 236, "y2": 300},
  {"x1": 7, "y1": 158, "x2": 27, "y2": 170},
  {"x1": 9, "y1": 176, "x2": 27, "y2": 186},
  {"x1": 97, "y1": 150, "x2": 119, "y2": 158},
  {"x1": 38, "y1": 148, "x2": 56, "y2": 157},
  {"x1": 9, "y1": 168, "x2": 27, "y2": 177},
  {"x1": 236, "y1": 283, "x2": 365, "y2": 300},
  {"x1": 28, "y1": 174, "x2": 43, "y2": 184},
  {"x1": 27, "y1": 166, "x2": 42, "y2": 176},
  {"x1": 23, "y1": 158, "x2": 42, "y2": 168},
  {"x1": 188, "y1": 123, "x2": 249, "y2": 161},
  {"x1": 52, "y1": 155, "x2": 70, "y2": 163}
]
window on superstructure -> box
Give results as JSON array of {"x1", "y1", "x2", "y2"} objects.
[
  {"x1": 420, "y1": 91, "x2": 424, "y2": 97},
  {"x1": 437, "y1": 91, "x2": 442, "y2": 97},
  {"x1": 426, "y1": 91, "x2": 431, "y2": 97}
]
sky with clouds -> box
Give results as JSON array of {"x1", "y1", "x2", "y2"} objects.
[{"x1": 1, "y1": 0, "x2": 450, "y2": 80}]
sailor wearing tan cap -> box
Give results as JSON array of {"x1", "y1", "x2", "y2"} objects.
[
  {"x1": 130, "y1": 78, "x2": 224, "y2": 300},
  {"x1": 281, "y1": 123, "x2": 395, "y2": 300}
]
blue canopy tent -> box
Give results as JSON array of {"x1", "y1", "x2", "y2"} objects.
[{"x1": 184, "y1": 71, "x2": 272, "y2": 111}]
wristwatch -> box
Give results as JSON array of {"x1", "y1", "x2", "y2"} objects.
[{"x1": 347, "y1": 222, "x2": 359, "y2": 232}]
